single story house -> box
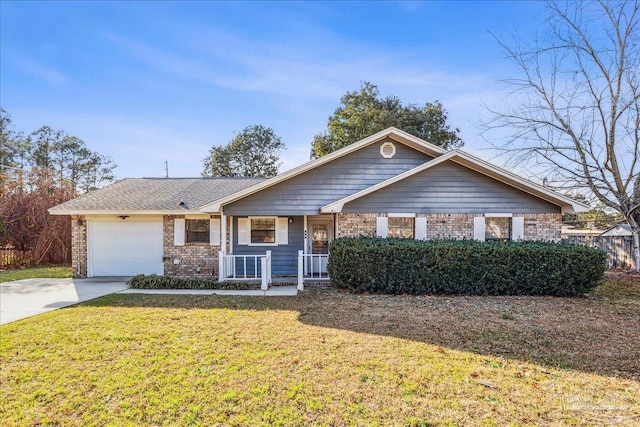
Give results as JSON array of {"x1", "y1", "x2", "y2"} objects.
[{"x1": 50, "y1": 127, "x2": 588, "y2": 288}]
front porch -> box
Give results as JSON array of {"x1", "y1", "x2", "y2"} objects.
[
  {"x1": 216, "y1": 213, "x2": 335, "y2": 290},
  {"x1": 217, "y1": 250, "x2": 330, "y2": 291}
]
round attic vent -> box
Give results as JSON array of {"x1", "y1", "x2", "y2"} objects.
[{"x1": 380, "y1": 141, "x2": 396, "y2": 158}]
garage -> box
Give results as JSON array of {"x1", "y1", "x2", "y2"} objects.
[{"x1": 87, "y1": 216, "x2": 163, "y2": 277}]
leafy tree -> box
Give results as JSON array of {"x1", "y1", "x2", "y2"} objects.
[
  {"x1": 310, "y1": 82, "x2": 463, "y2": 158},
  {"x1": 485, "y1": 1, "x2": 640, "y2": 271},
  {"x1": 0, "y1": 109, "x2": 29, "y2": 187},
  {"x1": 0, "y1": 110, "x2": 117, "y2": 266},
  {"x1": 28, "y1": 126, "x2": 116, "y2": 193},
  {"x1": 202, "y1": 125, "x2": 285, "y2": 177}
]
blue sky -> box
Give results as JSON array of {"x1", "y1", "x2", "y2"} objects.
[{"x1": 1, "y1": 1, "x2": 545, "y2": 178}]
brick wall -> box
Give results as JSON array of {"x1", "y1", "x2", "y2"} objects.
[
  {"x1": 337, "y1": 213, "x2": 379, "y2": 237},
  {"x1": 163, "y1": 215, "x2": 221, "y2": 278},
  {"x1": 337, "y1": 212, "x2": 562, "y2": 241},
  {"x1": 423, "y1": 213, "x2": 475, "y2": 240},
  {"x1": 71, "y1": 215, "x2": 87, "y2": 278},
  {"x1": 522, "y1": 213, "x2": 562, "y2": 241}
]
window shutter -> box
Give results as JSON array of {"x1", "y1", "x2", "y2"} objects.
[
  {"x1": 174, "y1": 218, "x2": 185, "y2": 246},
  {"x1": 473, "y1": 216, "x2": 485, "y2": 242},
  {"x1": 415, "y1": 217, "x2": 427, "y2": 240},
  {"x1": 512, "y1": 217, "x2": 524, "y2": 241},
  {"x1": 376, "y1": 217, "x2": 388, "y2": 238},
  {"x1": 277, "y1": 217, "x2": 288, "y2": 245},
  {"x1": 238, "y1": 218, "x2": 250, "y2": 245},
  {"x1": 210, "y1": 218, "x2": 221, "y2": 246}
]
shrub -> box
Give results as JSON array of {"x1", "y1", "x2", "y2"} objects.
[
  {"x1": 127, "y1": 275, "x2": 258, "y2": 290},
  {"x1": 328, "y1": 238, "x2": 606, "y2": 296}
]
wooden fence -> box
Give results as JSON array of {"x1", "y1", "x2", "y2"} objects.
[
  {"x1": 562, "y1": 236, "x2": 635, "y2": 270},
  {"x1": 0, "y1": 248, "x2": 33, "y2": 267}
]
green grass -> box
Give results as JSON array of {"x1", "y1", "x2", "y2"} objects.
[
  {"x1": 1, "y1": 278, "x2": 639, "y2": 426},
  {"x1": 0, "y1": 265, "x2": 72, "y2": 283}
]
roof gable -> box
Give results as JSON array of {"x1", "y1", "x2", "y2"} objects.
[
  {"x1": 321, "y1": 151, "x2": 589, "y2": 214},
  {"x1": 200, "y1": 127, "x2": 446, "y2": 212}
]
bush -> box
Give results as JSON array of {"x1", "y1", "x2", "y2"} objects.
[
  {"x1": 328, "y1": 238, "x2": 607, "y2": 296},
  {"x1": 127, "y1": 275, "x2": 258, "y2": 290}
]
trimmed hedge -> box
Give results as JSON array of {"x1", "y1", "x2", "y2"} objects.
[
  {"x1": 127, "y1": 275, "x2": 259, "y2": 290},
  {"x1": 327, "y1": 238, "x2": 607, "y2": 296}
]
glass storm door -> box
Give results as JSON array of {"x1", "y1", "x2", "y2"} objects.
[{"x1": 308, "y1": 220, "x2": 333, "y2": 273}]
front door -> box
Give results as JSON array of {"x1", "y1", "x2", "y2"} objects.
[{"x1": 307, "y1": 219, "x2": 333, "y2": 274}]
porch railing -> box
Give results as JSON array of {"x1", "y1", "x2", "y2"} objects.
[
  {"x1": 219, "y1": 251, "x2": 272, "y2": 291},
  {"x1": 297, "y1": 250, "x2": 330, "y2": 290}
]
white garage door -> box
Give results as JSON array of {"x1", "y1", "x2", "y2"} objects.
[{"x1": 88, "y1": 217, "x2": 163, "y2": 277}]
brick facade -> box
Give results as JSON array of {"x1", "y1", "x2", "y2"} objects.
[
  {"x1": 422, "y1": 213, "x2": 475, "y2": 240},
  {"x1": 336, "y1": 213, "x2": 379, "y2": 237},
  {"x1": 71, "y1": 212, "x2": 562, "y2": 279},
  {"x1": 521, "y1": 213, "x2": 562, "y2": 241},
  {"x1": 163, "y1": 215, "x2": 221, "y2": 278},
  {"x1": 337, "y1": 212, "x2": 562, "y2": 241},
  {"x1": 71, "y1": 215, "x2": 87, "y2": 278}
]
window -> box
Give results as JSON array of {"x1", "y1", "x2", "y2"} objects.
[
  {"x1": 388, "y1": 217, "x2": 415, "y2": 238},
  {"x1": 251, "y1": 218, "x2": 276, "y2": 244},
  {"x1": 186, "y1": 219, "x2": 210, "y2": 243},
  {"x1": 485, "y1": 217, "x2": 511, "y2": 241}
]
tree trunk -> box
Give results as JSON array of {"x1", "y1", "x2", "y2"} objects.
[
  {"x1": 625, "y1": 207, "x2": 640, "y2": 272},
  {"x1": 628, "y1": 212, "x2": 640, "y2": 273}
]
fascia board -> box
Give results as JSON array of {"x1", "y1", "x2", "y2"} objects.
[{"x1": 47, "y1": 209, "x2": 218, "y2": 216}]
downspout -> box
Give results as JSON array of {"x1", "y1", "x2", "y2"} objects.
[{"x1": 76, "y1": 217, "x2": 82, "y2": 277}]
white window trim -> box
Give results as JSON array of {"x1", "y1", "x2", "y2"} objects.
[
  {"x1": 247, "y1": 216, "x2": 279, "y2": 246},
  {"x1": 484, "y1": 213, "x2": 513, "y2": 218}
]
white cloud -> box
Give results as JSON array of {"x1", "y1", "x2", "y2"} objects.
[{"x1": 11, "y1": 57, "x2": 68, "y2": 86}]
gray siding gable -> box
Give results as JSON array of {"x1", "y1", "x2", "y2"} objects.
[
  {"x1": 224, "y1": 139, "x2": 433, "y2": 215},
  {"x1": 342, "y1": 161, "x2": 561, "y2": 214}
]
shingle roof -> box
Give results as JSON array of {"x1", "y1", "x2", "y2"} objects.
[{"x1": 49, "y1": 178, "x2": 266, "y2": 214}]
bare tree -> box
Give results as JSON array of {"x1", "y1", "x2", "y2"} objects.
[{"x1": 485, "y1": 0, "x2": 640, "y2": 271}]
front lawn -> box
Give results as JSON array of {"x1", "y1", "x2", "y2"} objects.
[
  {"x1": 0, "y1": 265, "x2": 72, "y2": 283},
  {"x1": 1, "y1": 276, "x2": 639, "y2": 426}
]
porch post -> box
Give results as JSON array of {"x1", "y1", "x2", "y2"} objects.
[
  {"x1": 260, "y1": 253, "x2": 270, "y2": 291},
  {"x1": 218, "y1": 250, "x2": 225, "y2": 282},
  {"x1": 219, "y1": 213, "x2": 227, "y2": 282},
  {"x1": 221, "y1": 214, "x2": 227, "y2": 252},
  {"x1": 297, "y1": 250, "x2": 304, "y2": 290}
]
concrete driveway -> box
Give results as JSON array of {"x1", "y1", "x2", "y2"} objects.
[{"x1": 0, "y1": 278, "x2": 129, "y2": 325}]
